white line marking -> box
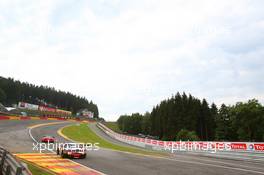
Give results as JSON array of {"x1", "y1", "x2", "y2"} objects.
[
  {"x1": 28, "y1": 128, "x2": 38, "y2": 143},
  {"x1": 42, "y1": 123, "x2": 264, "y2": 175},
  {"x1": 179, "y1": 151, "x2": 264, "y2": 161},
  {"x1": 28, "y1": 124, "x2": 56, "y2": 153},
  {"x1": 172, "y1": 154, "x2": 264, "y2": 171},
  {"x1": 28, "y1": 122, "x2": 105, "y2": 174},
  {"x1": 165, "y1": 158, "x2": 264, "y2": 174}
]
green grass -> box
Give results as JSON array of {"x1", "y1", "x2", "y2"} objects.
[
  {"x1": 62, "y1": 124, "x2": 167, "y2": 157},
  {"x1": 26, "y1": 162, "x2": 54, "y2": 175},
  {"x1": 103, "y1": 122, "x2": 121, "y2": 133}
]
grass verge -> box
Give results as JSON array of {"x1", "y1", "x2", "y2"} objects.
[
  {"x1": 103, "y1": 122, "x2": 121, "y2": 133},
  {"x1": 61, "y1": 124, "x2": 167, "y2": 157},
  {"x1": 25, "y1": 161, "x2": 54, "y2": 175}
]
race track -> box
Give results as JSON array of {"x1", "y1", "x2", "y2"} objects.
[{"x1": 1, "y1": 120, "x2": 264, "y2": 175}]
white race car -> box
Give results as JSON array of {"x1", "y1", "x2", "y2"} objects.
[{"x1": 57, "y1": 143, "x2": 86, "y2": 159}]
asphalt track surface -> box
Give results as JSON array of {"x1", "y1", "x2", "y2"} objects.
[{"x1": 1, "y1": 120, "x2": 264, "y2": 175}]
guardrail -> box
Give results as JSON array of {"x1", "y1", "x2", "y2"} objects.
[
  {"x1": 0, "y1": 147, "x2": 30, "y2": 175},
  {"x1": 97, "y1": 123, "x2": 264, "y2": 153}
]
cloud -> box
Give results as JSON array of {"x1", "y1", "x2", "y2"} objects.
[{"x1": 0, "y1": 0, "x2": 263, "y2": 120}]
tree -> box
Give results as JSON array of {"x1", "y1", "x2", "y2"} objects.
[
  {"x1": 176, "y1": 129, "x2": 199, "y2": 141},
  {"x1": 117, "y1": 92, "x2": 264, "y2": 142},
  {"x1": 142, "y1": 112, "x2": 151, "y2": 135},
  {"x1": 215, "y1": 104, "x2": 231, "y2": 140},
  {"x1": 117, "y1": 115, "x2": 127, "y2": 131},
  {"x1": 0, "y1": 88, "x2": 6, "y2": 103},
  {"x1": 232, "y1": 99, "x2": 264, "y2": 141}
]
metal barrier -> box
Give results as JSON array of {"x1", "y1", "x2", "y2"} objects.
[
  {"x1": 97, "y1": 123, "x2": 264, "y2": 162},
  {"x1": 0, "y1": 147, "x2": 30, "y2": 175},
  {"x1": 97, "y1": 123, "x2": 264, "y2": 153}
]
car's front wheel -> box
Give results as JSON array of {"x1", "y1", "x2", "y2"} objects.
[
  {"x1": 61, "y1": 151, "x2": 66, "y2": 158},
  {"x1": 82, "y1": 154, "x2": 86, "y2": 159}
]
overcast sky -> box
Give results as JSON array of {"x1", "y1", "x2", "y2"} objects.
[{"x1": 0, "y1": 0, "x2": 263, "y2": 121}]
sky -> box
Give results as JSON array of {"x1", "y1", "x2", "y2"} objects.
[{"x1": 0, "y1": 0, "x2": 263, "y2": 121}]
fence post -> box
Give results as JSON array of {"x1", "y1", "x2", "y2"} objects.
[
  {"x1": 6, "y1": 165, "x2": 11, "y2": 175},
  {"x1": 16, "y1": 167, "x2": 23, "y2": 175},
  {"x1": 0, "y1": 151, "x2": 7, "y2": 173}
]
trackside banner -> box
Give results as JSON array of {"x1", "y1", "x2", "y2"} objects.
[
  {"x1": 18, "y1": 102, "x2": 39, "y2": 110},
  {"x1": 38, "y1": 105, "x2": 56, "y2": 112},
  {"x1": 98, "y1": 123, "x2": 264, "y2": 153},
  {"x1": 18, "y1": 101, "x2": 72, "y2": 115}
]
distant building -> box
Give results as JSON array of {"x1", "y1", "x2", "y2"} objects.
[{"x1": 77, "y1": 109, "x2": 94, "y2": 119}]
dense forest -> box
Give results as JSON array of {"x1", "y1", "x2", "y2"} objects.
[
  {"x1": 0, "y1": 76, "x2": 99, "y2": 117},
  {"x1": 117, "y1": 92, "x2": 264, "y2": 142}
]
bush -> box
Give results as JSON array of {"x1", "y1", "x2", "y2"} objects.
[{"x1": 176, "y1": 129, "x2": 200, "y2": 141}]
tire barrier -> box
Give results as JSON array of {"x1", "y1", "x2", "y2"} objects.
[
  {"x1": 97, "y1": 123, "x2": 264, "y2": 154},
  {"x1": 0, "y1": 147, "x2": 31, "y2": 175}
]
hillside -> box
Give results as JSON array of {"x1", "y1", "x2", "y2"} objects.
[
  {"x1": 117, "y1": 93, "x2": 264, "y2": 142},
  {"x1": 0, "y1": 76, "x2": 99, "y2": 117}
]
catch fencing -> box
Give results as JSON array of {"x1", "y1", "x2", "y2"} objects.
[{"x1": 0, "y1": 147, "x2": 30, "y2": 175}]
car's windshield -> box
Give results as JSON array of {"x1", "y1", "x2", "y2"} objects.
[{"x1": 64, "y1": 143, "x2": 83, "y2": 149}]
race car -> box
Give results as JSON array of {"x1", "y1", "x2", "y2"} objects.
[
  {"x1": 41, "y1": 135, "x2": 55, "y2": 143},
  {"x1": 57, "y1": 143, "x2": 86, "y2": 159}
]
